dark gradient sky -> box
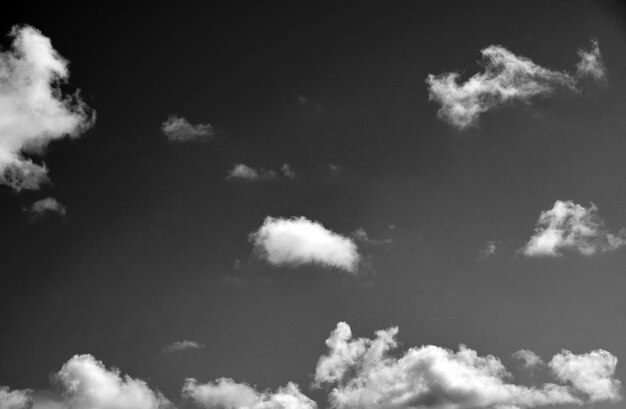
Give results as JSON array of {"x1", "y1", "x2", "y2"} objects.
[{"x1": 1, "y1": 2, "x2": 626, "y2": 408}]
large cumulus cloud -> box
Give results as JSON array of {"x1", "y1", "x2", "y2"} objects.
[{"x1": 0, "y1": 25, "x2": 94, "y2": 190}]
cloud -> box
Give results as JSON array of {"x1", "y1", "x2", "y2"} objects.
[
  {"x1": 513, "y1": 349, "x2": 544, "y2": 370},
  {"x1": 226, "y1": 163, "x2": 277, "y2": 181},
  {"x1": 314, "y1": 322, "x2": 621, "y2": 409},
  {"x1": 576, "y1": 39, "x2": 606, "y2": 81},
  {"x1": 281, "y1": 163, "x2": 296, "y2": 179},
  {"x1": 2, "y1": 354, "x2": 172, "y2": 409},
  {"x1": 226, "y1": 163, "x2": 297, "y2": 181},
  {"x1": 183, "y1": 378, "x2": 316, "y2": 409},
  {"x1": 162, "y1": 340, "x2": 205, "y2": 354},
  {"x1": 477, "y1": 240, "x2": 502, "y2": 260},
  {"x1": 161, "y1": 115, "x2": 214, "y2": 143},
  {"x1": 0, "y1": 387, "x2": 31, "y2": 409},
  {"x1": 0, "y1": 25, "x2": 94, "y2": 191},
  {"x1": 426, "y1": 41, "x2": 604, "y2": 129},
  {"x1": 25, "y1": 197, "x2": 66, "y2": 219},
  {"x1": 0, "y1": 332, "x2": 621, "y2": 409},
  {"x1": 250, "y1": 217, "x2": 361, "y2": 273},
  {"x1": 522, "y1": 200, "x2": 626, "y2": 257},
  {"x1": 549, "y1": 349, "x2": 621, "y2": 403},
  {"x1": 351, "y1": 228, "x2": 392, "y2": 247}
]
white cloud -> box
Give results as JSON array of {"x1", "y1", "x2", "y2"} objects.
[
  {"x1": 250, "y1": 217, "x2": 360, "y2": 273},
  {"x1": 50, "y1": 354, "x2": 172, "y2": 409},
  {"x1": 2, "y1": 355, "x2": 172, "y2": 409},
  {"x1": 513, "y1": 349, "x2": 544, "y2": 370},
  {"x1": 576, "y1": 39, "x2": 606, "y2": 81},
  {"x1": 426, "y1": 41, "x2": 604, "y2": 129},
  {"x1": 550, "y1": 349, "x2": 621, "y2": 403},
  {"x1": 314, "y1": 322, "x2": 621, "y2": 409},
  {"x1": 161, "y1": 115, "x2": 214, "y2": 143},
  {"x1": 477, "y1": 240, "x2": 501, "y2": 260},
  {"x1": 162, "y1": 340, "x2": 205, "y2": 353},
  {"x1": 226, "y1": 163, "x2": 277, "y2": 181},
  {"x1": 226, "y1": 163, "x2": 297, "y2": 181},
  {"x1": 0, "y1": 387, "x2": 31, "y2": 409},
  {"x1": 183, "y1": 378, "x2": 316, "y2": 409},
  {"x1": 25, "y1": 197, "x2": 66, "y2": 219},
  {"x1": 522, "y1": 200, "x2": 626, "y2": 257},
  {"x1": 281, "y1": 163, "x2": 296, "y2": 179},
  {"x1": 0, "y1": 25, "x2": 94, "y2": 191}
]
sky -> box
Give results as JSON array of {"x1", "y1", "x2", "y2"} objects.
[{"x1": 1, "y1": 2, "x2": 626, "y2": 409}]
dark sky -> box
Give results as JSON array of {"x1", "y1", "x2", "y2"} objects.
[{"x1": 1, "y1": 2, "x2": 626, "y2": 409}]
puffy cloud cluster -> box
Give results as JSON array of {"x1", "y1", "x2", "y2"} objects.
[
  {"x1": 426, "y1": 41, "x2": 605, "y2": 129},
  {"x1": 522, "y1": 200, "x2": 626, "y2": 257},
  {"x1": 226, "y1": 163, "x2": 296, "y2": 181},
  {"x1": 0, "y1": 25, "x2": 93, "y2": 191},
  {"x1": 0, "y1": 326, "x2": 622, "y2": 409},
  {"x1": 183, "y1": 378, "x2": 316, "y2": 409},
  {"x1": 161, "y1": 115, "x2": 214, "y2": 143},
  {"x1": 250, "y1": 217, "x2": 361, "y2": 273},
  {"x1": 161, "y1": 340, "x2": 205, "y2": 354},
  {"x1": 314, "y1": 322, "x2": 621, "y2": 409}
]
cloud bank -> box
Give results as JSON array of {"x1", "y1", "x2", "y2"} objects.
[
  {"x1": 426, "y1": 41, "x2": 605, "y2": 129},
  {"x1": 0, "y1": 324, "x2": 621, "y2": 409},
  {"x1": 314, "y1": 322, "x2": 621, "y2": 409},
  {"x1": 250, "y1": 217, "x2": 360, "y2": 273},
  {"x1": 522, "y1": 200, "x2": 626, "y2": 257},
  {"x1": 0, "y1": 25, "x2": 93, "y2": 191},
  {"x1": 161, "y1": 115, "x2": 214, "y2": 143}
]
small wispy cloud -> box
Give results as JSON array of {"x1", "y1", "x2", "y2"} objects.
[
  {"x1": 522, "y1": 200, "x2": 626, "y2": 257},
  {"x1": 25, "y1": 197, "x2": 67, "y2": 220},
  {"x1": 426, "y1": 40, "x2": 606, "y2": 129},
  {"x1": 226, "y1": 163, "x2": 296, "y2": 181},
  {"x1": 477, "y1": 240, "x2": 502, "y2": 260},
  {"x1": 161, "y1": 340, "x2": 205, "y2": 354},
  {"x1": 161, "y1": 115, "x2": 214, "y2": 143}
]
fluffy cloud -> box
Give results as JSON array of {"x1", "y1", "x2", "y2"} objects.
[
  {"x1": 161, "y1": 115, "x2": 214, "y2": 143},
  {"x1": 549, "y1": 349, "x2": 621, "y2": 403},
  {"x1": 426, "y1": 41, "x2": 604, "y2": 129},
  {"x1": 25, "y1": 197, "x2": 66, "y2": 219},
  {"x1": 183, "y1": 378, "x2": 316, "y2": 409},
  {"x1": 522, "y1": 200, "x2": 626, "y2": 257},
  {"x1": 50, "y1": 354, "x2": 172, "y2": 409},
  {"x1": 512, "y1": 349, "x2": 544, "y2": 370},
  {"x1": 0, "y1": 387, "x2": 31, "y2": 409},
  {"x1": 1, "y1": 355, "x2": 171, "y2": 409},
  {"x1": 162, "y1": 340, "x2": 205, "y2": 353},
  {"x1": 250, "y1": 217, "x2": 360, "y2": 273},
  {"x1": 0, "y1": 25, "x2": 93, "y2": 191},
  {"x1": 314, "y1": 322, "x2": 621, "y2": 409}
]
